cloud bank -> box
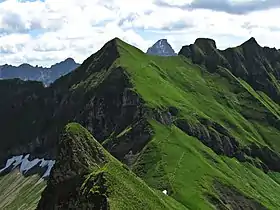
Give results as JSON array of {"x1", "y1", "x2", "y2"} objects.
[
  {"x1": 156, "y1": 0, "x2": 280, "y2": 14},
  {"x1": 0, "y1": 0, "x2": 279, "y2": 66}
]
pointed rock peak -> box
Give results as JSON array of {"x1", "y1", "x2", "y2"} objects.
[
  {"x1": 241, "y1": 37, "x2": 260, "y2": 48},
  {"x1": 147, "y1": 38, "x2": 177, "y2": 56},
  {"x1": 111, "y1": 37, "x2": 122, "y2": 43},
  {"x1": 246, "y1": 37, "x2": 258, "y2": 44},
  {"x1": 194, "y1": 38, "x2": 217, "y2": 51},
  {"x1": 105, "y1": 37, "x2": 124, "y2": 49},
  {"x1": 98, "y1": 37, "x2": 124, "y2": 56},
  {"x1": 80, "y1": 37, "x2": 125, "y2": 67}
]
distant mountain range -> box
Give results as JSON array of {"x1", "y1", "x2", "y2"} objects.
[
  {"x1": 0, "y1": 58, "x2": 80, "y2": 86},
  {"x1": 146, "y1": 39, "x2": 177, "y2": 56},
  {"x1": 0, "y1": 39, "x2": 176, "y2": 86}
]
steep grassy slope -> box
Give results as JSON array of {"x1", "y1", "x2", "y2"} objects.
[
  {"x1": 0, "y1": 171, "x2": 46, "y2": 210},
  {"x1": 111, "y1": 39, "x2": 280, "y2": 209},
  {"x1": 0, "y1": 37, "x2": 280, "y2": 209},
  {"x1": 120, "y1": 39, "x2": 279, "y2": 150},
  {"x1": 134, "y1": 121, "x2": 280, "y2": 209},
  {"x1": 37, "y1": 123, "x2": 186, "y2": 210}
]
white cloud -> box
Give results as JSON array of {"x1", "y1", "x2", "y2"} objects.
[{"x1": 0, "y1": 0, "x2": 280, "y2": 67}]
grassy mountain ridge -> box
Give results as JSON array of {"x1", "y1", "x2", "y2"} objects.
[
  {"x1": 37, "y1": 123, "x2": 186, "y2": 210},
  {"x1": 0, "y1": 37, "x2": 280, "y2": 209}
]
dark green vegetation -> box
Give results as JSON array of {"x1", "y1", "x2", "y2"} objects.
[{"x1": 1, "y1": 37, "x2": 280, "y2": 209}]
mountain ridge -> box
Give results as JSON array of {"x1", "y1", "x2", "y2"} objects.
[
  {"x1": 179, "y1": 36, "x2": 280, "y2": 103},
  {"x1": 0, "y1": 37, "x2": 280, "y2": 209},
  {"x1": 0, "y1": 57, "x2": 80, "y2": 86},
  {"x1": 37, "y1": 122, "x2": 185, "y2": 210}
]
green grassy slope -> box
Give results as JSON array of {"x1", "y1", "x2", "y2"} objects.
[
  {"x1": 116, "y1": 39, "x2": 280, "y2": 150},
  {"x1": 1, "y1": 37, "x2": 280, "y2": 209},
  {"x1": 108, "y1": 39, "x2": 280, "y2": 209},
  {"x1": 37, "y1": 123, "x2": 186, "y2": 210},
  {"x1": 0, "y1": 171, "x2": 46, "y2": 210},
  {"x1": 134, "y1": 121, "x2": 280, "y2": 209}
]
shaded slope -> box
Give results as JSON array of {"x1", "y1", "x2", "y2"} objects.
[
  {"x1": 0, "y1": 79, "x2": 53, "y2": 163},
  {"x1": 37, "y1": 123, "x2": 186, "y2": 210},
  {"x1": 0, "y1": 38, "x2": 150, "y2": 165}
]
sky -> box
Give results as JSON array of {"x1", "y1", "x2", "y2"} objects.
[{"x1": 0, "y1": 0, "x2": 280, "y2": 67}]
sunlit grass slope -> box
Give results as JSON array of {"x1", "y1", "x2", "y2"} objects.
[{"x1": 110, "y1": 39, "x2": 280, "y2": 209}]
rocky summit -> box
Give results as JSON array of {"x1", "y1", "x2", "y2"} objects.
[
  {"x1": 0, "y1": 37, "x2": 280, "y2": 209},
  {"x1": 179, "y1": 37, "x2": 280, "y2": 103},
  {"x1": 146, "y1": 39, "x2": 177, "y2": 56}
]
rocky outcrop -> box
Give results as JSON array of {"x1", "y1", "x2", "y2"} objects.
[
  {"x1": 175, "y1": 117, "x2": 280, "y2": 173},
  {"x1": 36, "y1": 123, "x2": 109, "y2": 210},
  {"x1": 179, "y1": 37, "x2": 280, "y2": 103},
  {"x1": 206, "y1": 181, "x2": 267, "y2": 210},
  {"x1": 175, "y1": 118, "x2": 239, "y2": 157},
  {"x1": 147, "y1": 39, "x2": 177, "y2": 56}
]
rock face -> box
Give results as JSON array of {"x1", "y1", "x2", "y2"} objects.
[
  {"x1": 0, "y1": 58, "x2": 79, "y2": 86},
  {"x1": 147, "y1": 39, "x2": 177, "y2": 56},
  {"x1": 206, "y1": 181, "x2": 267, "y2": 210},
  {"x1": 175, "y1": 118, "x2": 280, "y2": 173},
  {"x1": 179, "y1": 37, "x2": 280, "y2": 103}
]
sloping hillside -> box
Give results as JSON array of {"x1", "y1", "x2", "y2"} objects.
[
  {"x1": 0, "y1": 171, "x2": 45, "y2": 210},
  {"x1": 0, "y1": 37, "x2": 280, "y2": 209},
  {"x1": 37, "y1": 123, "x2": 186, "y2": 210}
]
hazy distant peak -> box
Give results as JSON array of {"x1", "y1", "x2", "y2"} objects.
[{"x1": 147, "y1": 39, "x2": 177, "y2": 56}]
